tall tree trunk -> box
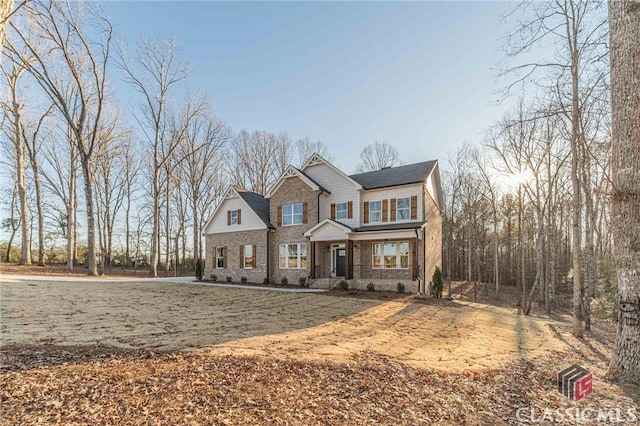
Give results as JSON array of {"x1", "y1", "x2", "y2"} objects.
[
  {"x1": 81, "y1": 157, "x2": 98, "y2": 276},
  {"x1": 150, "y1": 170, "x2": 160, "y2": 277},
  {"x1": 66, "y1": 144, "x2": 77, "y2": 271},
  {"x1": 607, "y1": 0, "x2": 640, "y2": 384},
  {"x1": 569, "y1": 28, "x2": 584, "y2": 338}
]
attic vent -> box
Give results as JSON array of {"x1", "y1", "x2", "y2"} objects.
[{"x1": 381, "y1": 166, "x2": 391, "y2": 170}]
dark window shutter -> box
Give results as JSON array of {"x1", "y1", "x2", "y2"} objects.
[
  {"x1": 252, "y1": 244, "x2": 256, "y2": 267},
  {"x1": 330, "y1": 203, "x2": 336, "y2": 220},
  {"x1": 239, "y1": 245, "x2": 244, "y2": 268},
  {"x1": 382, "y1": 199, "x2": 388, "y2": 222},
  {"x1": 277, "y1": 206, "x2": 282, "y2": 226},
  {"x1": 303, "y1": 202, "x2": 308, "y2": 224},
  {"x1": 237, "y1": 209, "x2": 242, "y2": 225},
  {"x1": 347, "y1": 201, "x2": 353, "y2": 219},
  {"x1": 222, "y1": 247, "x2": 227, "y2": 268},
  {"x1": 227, "y1": 210, "x2": 231, "y2": 226},
  {"x1": 411, "y1": 196, "x2": 418, "y2": 220},
  {"x1": 363, "y1": 202, "x2": 369, "y2": 224},
  {"x1": 390, "y1": 198, "x2": 397, "y2": 221}
]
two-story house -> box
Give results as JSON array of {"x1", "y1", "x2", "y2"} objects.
[{"x1": 203, "y1": 153, "x2": 443, "y2": 292}]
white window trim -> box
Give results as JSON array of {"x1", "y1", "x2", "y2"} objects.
[
  {"x1": 279, "y1": 243, "x2": 307, "y2": 269},
  {"x1": 216, "y1": 247, "x2": 225, "y2": 269},
  {"x1": 369, "y1": 200, "x2": 382, "y2": 223},
  {"x1": 243, "y1": 244, "x2": 253, "y2": 269},
  {"x1": 396, "y1": 197, "x2": 410, "y2": 221},
  {"x1": 283, "y1": 203, "x2": 304, "y2": 226},
  {"x1": 336, "y1": 202, "x2": 348, "y2": 220},
  {"x1": 372, "y1": 241, "x2": 410, "y2": 269}
]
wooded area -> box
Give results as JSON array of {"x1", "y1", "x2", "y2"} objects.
[{"x1": 1, "y1": 0, "x2": 638, "y2": 382}]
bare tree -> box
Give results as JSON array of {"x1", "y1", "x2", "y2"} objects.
[
  {"x1": 502, "y1": 0, "x2": 609, "y2": 337},
  {"x1": 355, "y1": 140, "x2": 401, "y2": 172},
  {"x1": 229, "y1": 130, "x2": 291, "y2": 195},
  {"x1": 6, "y1": 0, "x2": 115, "y2": 275},
  {"x1": 294, "y1": 137, "x2": 333, "y2": 166},
  {"x1": 180, "y1": 112, "x2": 230, "y2": 262},
  {"x1": 117, "y1": 36, "x2": 199, "y2": 277},
  {"x1": 607, "y1": 0, "x2": 640, "y2": 384},
  {"x1": 0, "y1": 44, "x2": 30, "y2": 264}
]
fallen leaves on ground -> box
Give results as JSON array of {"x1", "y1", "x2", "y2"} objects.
[{"x1": 1, "y1": 346, "x2": 637, "y2": 425}]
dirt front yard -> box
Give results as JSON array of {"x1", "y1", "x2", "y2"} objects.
[
  {"x1": 2, "y1": 277, "x2": 566, "y2": 370},
  {"x1": 1, "y1": 277, "x2": 638, "y2": 424}
]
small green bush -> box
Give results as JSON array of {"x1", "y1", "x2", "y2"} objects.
[
  {"x1": 299, "y1": 276, "x2": 307, "y2": 287},
  {"x1": 367, "y1": 282, "x2": 376, "y2": 292},
  {"x1": 263, "y1": 277, "x2": 270, "y2": 285},
  {"x1": 431, "y1": 266, "x2": 443, "y2": 298},
  {"x1": 281, "y1": 277, "x2": 289, "y2": 285},
  {"x1": 397, "y1": 282, "x2": 405, "y2": 293},
  {"x1": 195, "y1": 259, "x2": 203, "y2": 281},
  {"x1": 226, "y1": 276, "x2": 232, "y2": 283},
  {"x1": 338, "y1": 280, "x2": 349, "y2": 291},
  {"x1": 210, "y1": 274, "x2": 217, "y2": 282},
  {"x1": 241, "y1": 276, "x2": 248, "y2": 283}
]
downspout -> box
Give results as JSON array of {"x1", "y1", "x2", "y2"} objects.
[
  {"x1": 266, "y1": 228, "x2": 271, "y2": 283},
  {"x1": 415, "y1": 228, "x2": 422, "y2": 293},
  {"x1": 313, "y1": 189, "x2": 325, "y2": 281}
]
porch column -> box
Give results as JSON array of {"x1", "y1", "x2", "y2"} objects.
[
  {"x1": 347, "y1": 240, "x2": 353, "y2": 280},
  {"x1": 310, "y1": 241, "x2": 316, "y2": 279}
]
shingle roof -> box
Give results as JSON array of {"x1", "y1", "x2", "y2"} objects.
[
  {"x1": 237, "y1": 189, "x2": 273, "y2": 228},
  {"x1": 349, "y1": 160, "x2": 437, "y2": 190},
  {"x1": 354, "y1": 221, "x2": 426, "y2": 233}
]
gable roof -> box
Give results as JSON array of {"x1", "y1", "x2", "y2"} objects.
[
  {"x1": 301, "y1": 153, "x2": 363, "y2": 190},
  {"x1": 265, "y1": 165, "x2": 330, "y2": 199},
  {"x1": 349, "y1": 160, "x2": 437, "y2": 190},
  {"x1": 202, "y1": 186, "x2": 272, "y2": 233},
  {"x1": 236, "y1": 188, "x2": 273, "y2": 228},
  {"x1": 303, "y1": 218, "x2": 353, "y2": 238}
]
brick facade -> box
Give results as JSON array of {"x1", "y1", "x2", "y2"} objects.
[
  {"x1": 205, "y1": 229, "x2": 268, "y2": 284},
  {"x1": 424, "y1": 188, "x2": 443, "y2": 283},
  {"x1": 268, "y1": 176, "x2": 319, "y2": 285}
]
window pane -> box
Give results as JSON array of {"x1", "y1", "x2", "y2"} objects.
[
  {"x1": 384, "y1": 256, "x2": 396, "y2": 268},
  {"x1": 283, "y1": 205, "x2": 292, "y2": 216},
  {"x1": 283, "y1": 215, "x2": 292, "y2": 226},
  {"x1": 384, "y1": 242, "x2": 396, "y2": 256},
  {"x1": 293, "y1": 203, "x2": 303, "y2": 214},
  {"x1": 370, "y1": 201, "x2": 382, "y2": 223},
  {"x1": 279, "y1": 245, "x2": 286, "y2": 268},
  {"x1": 400, "y1": 242, "x2": 409, "y2": 255}
]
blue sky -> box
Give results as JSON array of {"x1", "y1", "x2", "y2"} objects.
[{"x1": 103, "y1": 1, "x2": 515, "y2": 173}]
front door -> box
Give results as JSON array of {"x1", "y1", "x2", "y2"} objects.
[{"x1": 333, "y1": 246, "x2": 346, "y2": 277}]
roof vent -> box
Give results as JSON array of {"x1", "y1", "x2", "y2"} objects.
[{"x1": 381, "y1": 166, "x2": 391, "y2": 170}]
